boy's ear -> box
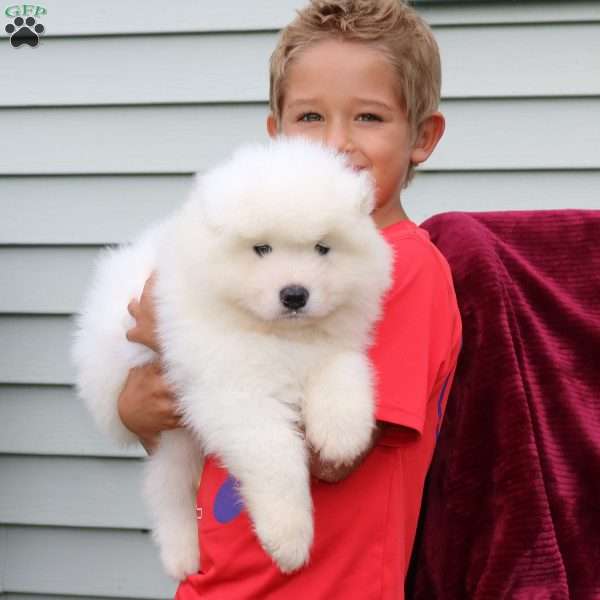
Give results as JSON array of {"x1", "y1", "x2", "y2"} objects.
[
  {"x1": 266, "y1": 114, "x2": 278, "y2": 139},
  {"x1": 410, "y1": 112, "x2": 445, "y2": 166}
]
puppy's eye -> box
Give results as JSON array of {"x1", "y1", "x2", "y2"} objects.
[
  {"x1": 315, "y1": 243, "x2": 330, "y2": 256},
  {"x1": 253, "y1": 244, "x2": 272, "y2": 257}
]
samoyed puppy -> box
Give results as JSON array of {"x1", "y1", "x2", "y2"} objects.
[{"x1": 72, "y1": 136, "x2": 393, "y2": 580}]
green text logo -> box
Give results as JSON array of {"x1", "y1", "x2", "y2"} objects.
[{"x1": 5, "y1": 4, "x2": 46, "y2": 18}]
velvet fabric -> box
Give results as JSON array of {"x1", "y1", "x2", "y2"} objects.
[{"x1": 406, "y1": 210, "x2": 600, "y2": 600}]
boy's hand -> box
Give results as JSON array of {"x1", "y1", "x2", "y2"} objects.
[
  {"x1": 118, "y1": 360, "x2": 184, "y2": 454},
  {"x1": 126, "y1": 271, "x2": 160, "y2": 353},
  {"x1": 122, "y1": 273, "x2": 184, "y2": 454},
  {"x1": 309, "y1": 449, "x2": 357, "y2": 483}
]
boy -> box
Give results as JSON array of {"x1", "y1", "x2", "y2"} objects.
[{"x1": 120, "y1": 1, "x2": 462, "y2": 598}]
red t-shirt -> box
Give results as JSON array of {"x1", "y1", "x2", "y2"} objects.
[{"x1": 175, "y1": 219, "x2": 463, "y2": 600}]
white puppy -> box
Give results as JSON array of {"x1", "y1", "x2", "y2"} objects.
[{"x1": 72, "y1": 136, "x2": 392, "y2": 580}]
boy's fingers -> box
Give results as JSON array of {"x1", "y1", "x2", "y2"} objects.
[
  {"x1": 157, "y1": 399, "x2": 182, "y2": 426},
  {"x1": 153, "y1": 380, "x2": 172, "y2": 400},
  {"x1": 127, "y1": 299, "x2": 140, "y2": 318},
  {"x1": 141, "y1": 272, "x2": 157, "y2": 300},
  {"x1": 150, "y1": 369, "x2": 176, "y2": 399},
  {"x1": 125, "y1": 326, "x2": 139, "y2": 343},
  {"x1": 126, "y1": 325, "x2": 149, "y2": 346},
  {"x1": 152, "y1": 361, "x2": 169, "y2": 379},
  {"x1": 153, "y1": 363, "x2": 176, "y2": 392},
  {"x1": 157, "y1": 377, "x2": 173, "y2": 393}
]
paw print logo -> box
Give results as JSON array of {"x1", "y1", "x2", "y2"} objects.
[{"x1": 5, "y1": 16, "x2": 45, "y2": 48}]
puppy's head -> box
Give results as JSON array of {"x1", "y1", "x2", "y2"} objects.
[{"x1": 177, "y1": 136, "x2": 392, "y2": 329}]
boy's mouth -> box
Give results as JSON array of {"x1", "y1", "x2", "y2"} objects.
[{"x1": 342, "y1": 156, "x2": 366, "y2": 173}]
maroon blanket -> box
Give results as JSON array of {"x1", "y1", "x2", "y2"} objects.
[{"x1": 406, "y1": 210, "x2": 600, "y2": 600}]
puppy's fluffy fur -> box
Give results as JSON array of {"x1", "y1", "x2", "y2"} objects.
[{"x1": 72, "y1": 136, "x2": 393, "y2": 579}]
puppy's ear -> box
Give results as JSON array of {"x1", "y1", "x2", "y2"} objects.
[{"x1": 356, "y1": 171, "x2": 376, "y2": 216}]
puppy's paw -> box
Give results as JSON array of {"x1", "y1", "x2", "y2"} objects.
[
  {"x1": 307, "y1": 418, "x2": 373, "y2": 466},
  {"x1": 159, "y1": 530, "x2": 200, "y2": 581},
  {"x1": 254, "y1": 506, "x2": 313, "y2": 573}
]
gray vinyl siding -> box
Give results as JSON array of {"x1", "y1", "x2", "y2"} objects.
[{"x1": 1, "y1": 1, "x2": 599, "y2": 598}]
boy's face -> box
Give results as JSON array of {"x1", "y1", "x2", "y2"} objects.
[{"x1": 267, "y1": 39, "x2": 444, "y2": 227}]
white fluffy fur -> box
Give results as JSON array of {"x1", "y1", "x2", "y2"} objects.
[{"x1": 71, "y1": 136, "x2": 393, "y2": 580}]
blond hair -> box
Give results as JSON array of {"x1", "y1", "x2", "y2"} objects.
[{"x1": 268, "y1": 0, "x2": 441, "y2": 186}]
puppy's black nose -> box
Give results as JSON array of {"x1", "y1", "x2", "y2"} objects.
[{"x1": 280, "y1": 285, "x2": 309, "y2": 310}]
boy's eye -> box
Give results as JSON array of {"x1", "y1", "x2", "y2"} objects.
[
  {"x1": 315, "y1": 243, "x2": 330, "y2": 256},
  {"x1": 357, "y1": 113, "x2": 382, "y2": 122},
  {"x1": 299, "y1": 112, "x2": 321, "y2": 122},
  {"x1": 253, "y1": 244, "x2": 272, "y2": 257}
]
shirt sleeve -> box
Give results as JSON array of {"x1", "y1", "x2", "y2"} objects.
[{"x1": 367, "y1": 236, "x2": 447, "y2": 437}]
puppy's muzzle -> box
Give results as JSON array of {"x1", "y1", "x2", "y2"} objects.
[{"x1": 280, "y1": 285, "x2": 309, "y2": 310}]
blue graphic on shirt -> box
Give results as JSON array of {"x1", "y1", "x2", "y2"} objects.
[
  {"x1": 213, "y1": 474, "x2": 244, "y2": 523},
  {"x1": 435, "y1": 335, "x2": 463, "y2": 442},
  {"x1": 435, "y1": 372, "x2": 450, "y2": 442}
]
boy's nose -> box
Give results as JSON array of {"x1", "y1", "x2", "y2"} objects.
[{"x1": 325, "y1": 123, "x2": 354, "y2": 154}]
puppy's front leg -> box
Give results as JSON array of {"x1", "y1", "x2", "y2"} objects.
[
  {"x1": 303, "y1": 351, "x2": 375, "y2": 466},
  {"x1": 144, "y1": 428, "x2": 204, "y2": 580},
  {"x1": 186, "y1": 391, "x2": 313, "y2": 574}
]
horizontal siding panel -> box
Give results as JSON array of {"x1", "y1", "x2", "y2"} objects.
[
  {"x1": 0, "y1": 316, "x2": 74, "y2": 384},
  {"x1": 1, "y1": 526, "x2": 176, "y2": 598},
  {"x1": 0, "y1": 247, "x2": 98, "y2": 314},
  {"x1": 403, "y1": 170, "x2": 600, "y2": 225},
  {"x1": 1, "y1": 171, "x2": 599, "y2": 246},
  {"x1": 0, "y1": 104, "x2": 266, "y2": 175},
  {"x1": 0, "y1": 174, "x2": 190, "y2": 245},
  {"x1": 0, "y1": 0, "x2": 597, "y2": 37},
  {"x1": 0, "y1": 99, "x2": 599, "y2": 175},
  {"x1": 1, "y1": 25, "x2": 599, "y2": 107},
  {"x1": 0, "y1": 33, "x2": 273, "y2": 107},
  {"x1": 0, "y1": 385, "x2": 143, "y2": 457},
  {"x1": 0, "y1": 456, "x2": 149, "y2": 528},
  {"x1": 433, "y1": 98, "x2": 600, "y2": 170},
  {"x1": 0, "y1": 526, "x2": 4, "y2": 594},
  {"x1": 439, "y1": 23, "x2": 600, "y2": 98},
  {"x1": 419, "y1": 2, "x2": 600, "y2": 25},
  {"x1": 0, "y1": 0, "x2": 304, "y2": 36}
]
